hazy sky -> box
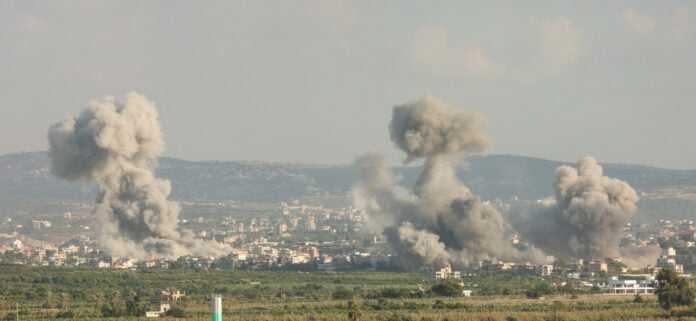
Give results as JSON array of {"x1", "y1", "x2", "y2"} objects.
[{"x1": 1, "y1": 1, "x2": 695, "y2": 168}]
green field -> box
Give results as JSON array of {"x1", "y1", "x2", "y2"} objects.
[{"x1": 0, "y1": 264, "x2": 693, "y2": 321}]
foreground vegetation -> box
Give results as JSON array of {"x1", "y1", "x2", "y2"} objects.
[{"x1": 0, "y1": 264, "x2": 695, "y2": 320}]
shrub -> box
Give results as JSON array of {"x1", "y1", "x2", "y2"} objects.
[
  {"x1": 55, "y1": 310, "x2": 74, "y2": 319},
  {"x1": 431, "y1": 281, "x2": 463, "y2": 297},
  {"x1": 165, "y1": 305, "x2": 187, "y2": 318},
  {"x1": 332, "y1": 286, "x2": 353, "y2": 300},
  {"x1": 432, "y1": 300, "x2": 445, "y2": 309}
]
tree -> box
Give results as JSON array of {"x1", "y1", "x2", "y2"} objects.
[
  {"x1": 101, "y1": 291, "x2": 126, "y2": 317},
  {"x1": 655, "y1": 269, "x2": 694, "y2": 311},
  {"x1": 431, "y1": 280, "x2": 463, "y2": 297},
  {"x1": 125, "y1": 294, "x2": 147, "y2": 317}
]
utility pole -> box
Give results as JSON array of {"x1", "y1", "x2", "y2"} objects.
[{"x1": 16, "y1": 302, "x2": 19, "y2": 321}]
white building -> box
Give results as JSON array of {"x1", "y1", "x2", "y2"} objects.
[
  {"x1": 61, "y1": 245, "x2": 80, "y2": 254},
  {"x1": 605, "y1": 276, "x2": 655, "y2": 294},
  {"x1": 435, "y1": 266, "x2": 461, "y2": 279},
  {"x1": 290, "y1": 253, "x2": 310, "y2": 264},
  {"x1": 535, "y1": 264, "x2": 554, "y2": 276},
  {"x1": 9, "y1": 239, "x2": 23, "y2": 249},
  {"x1": 145, "y1": 303, "x2": 170, "y2": 318}
]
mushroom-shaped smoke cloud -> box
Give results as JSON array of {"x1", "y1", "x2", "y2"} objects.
[
  {"x1": 48, "y1": 92, "x2": 229, "y2": 260},
  {"x1": 354, "y1": 96, "x2": 543, "y2": 269}
]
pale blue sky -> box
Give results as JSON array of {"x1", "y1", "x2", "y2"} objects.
[{"x1": 1, "y1": 1, "x2": 695, "y2": 168}]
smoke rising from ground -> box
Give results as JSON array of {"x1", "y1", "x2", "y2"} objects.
[
  {"x1": 620, "y1": 244, "x2": 662, "y2": 268},
  {"x1": 48, "y1": 92, "x2": 228, "y2": 259},
  {"x1": 521, "y1": 157, "x2": 640, "y2": 259},
  {"x1": 354, "y1": 96, "x2": 543, "y2": 268}
]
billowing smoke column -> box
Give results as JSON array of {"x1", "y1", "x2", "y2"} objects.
[
  {"x1": 354, "y1": 96, "x2": 543, "y2": 268},
  {"x1": 48, "y1": 92, "x2": 228, "y2": 259},
  {"x1": 522, "y1": 157, "x2": 640, "y2": 259}
]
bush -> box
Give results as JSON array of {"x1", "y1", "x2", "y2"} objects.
[
  {"x1": 432, "y1": 300, "x2": 446, "y2": 309},
  {"x1": 379, "y1": 287, "x2": 411, "y2": 299},
  {"x1": 431, "y1": 281, "x2": 463, "y2": 297},
  {"x1": 332, "y1": 286, "x2": 353, "y2": 300},
  {"x1": 165, "y1": 305, "x2": 187, "y2": 318},
  {"x1": 526, "y1": 283, "x2": 554, "y2": 299},
  {"x1": 55, "y1": 310, "x2": 74, "y2": 319}
]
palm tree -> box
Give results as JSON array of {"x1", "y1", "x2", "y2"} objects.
[
  {"x1": 110, "y1": 290, "x2": 124, "y2": 311},
  {"x1": 91, "y1": 292, "x2": 105, "y2": 309},
  {"x1": 106, "y1": 290, "x2": 126, "y2": 317}
]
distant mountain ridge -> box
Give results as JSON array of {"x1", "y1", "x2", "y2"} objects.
[{"x1": 2, "y1": 151, "x2": 696, "y2": 203}]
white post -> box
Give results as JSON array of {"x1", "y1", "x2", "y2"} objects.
[{"x1": 212, "y1": 295, "x2": 222, "y2": 321}]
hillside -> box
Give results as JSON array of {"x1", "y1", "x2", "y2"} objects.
[{"x1": 2, "y1": 151, "x2": 696, "y2": 222}]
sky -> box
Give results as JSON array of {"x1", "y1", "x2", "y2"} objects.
[{"x1": 1, "y1": 1, "x2": 695, "y2": 169}]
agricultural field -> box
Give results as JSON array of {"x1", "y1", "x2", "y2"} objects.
[{"x1": 0, "y1": 264, "x2": 692, "y2": 321}]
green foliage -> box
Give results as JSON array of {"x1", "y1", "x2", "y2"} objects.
[
  {"x1": 0, "y1": 264, "x2": 682, "y2": 321},
  {"x1": 526, "y1": 283, "x2": 555, "y2": 299},
  {"x1": 165, "y1": 304, "x2": 187, "y2": 318},
  {"x1": 367, "y1": 287, "x2": 412, "y2": 299},
  {"x1": 347, "y1": 300, "x2": 362, "y2": 321},
  {"x1": 655, "y1": 268, "x2": 695, "y2": 310},
  {"x1": 432, "y1": 300, "x2": 445, "y2": 309},
  {"x1": 430, "y1": 280, "x2": 462, "y2": 297},
  {"x1": 332, "y1": 286, "x2": 353, "y2": 300}
]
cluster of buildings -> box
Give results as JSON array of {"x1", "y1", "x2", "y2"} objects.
[
  {"x1": 0, "y1": 236, "x2": 101, "y2": 267},
  {"x1": 4, "y1": 200, "x2": 696, "y2": 300},
  {"x1": 476, "y1": 261, "x2": 556, "y2": 276},
  {"x1": 0, "y1": 234, "x2": 388, "y2": 272}
]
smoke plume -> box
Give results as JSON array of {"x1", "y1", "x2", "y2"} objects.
[
  {"x1": 354, "y1": 96, "x2": 543, "y2": 268},
  {"x1": 48, "y1": 92, "x2": 228, "y2": 259},
  {"x1": 620, "y1": 245, "x2": 662, "y2": 269},
  {"x1": 521, "y1": 157, "x2": 639, "y2": 259}
]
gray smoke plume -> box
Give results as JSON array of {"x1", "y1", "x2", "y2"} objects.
[
  {"x1": 521, "y1": 157, "x2": 640, "y2": 259},
  {"x1": 620, "y1": 245, "x2": 662, "y2": 269},
  {"x1": 48, "y1": 92, "x2": 229, "y2": 260},
  {"x1": 354, "y1": 96, "x2": 543, "y2": 268}
]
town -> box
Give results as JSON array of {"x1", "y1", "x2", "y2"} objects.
[{"x1": 3, "y1": 197, "x2": 696, "y2": 298}]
